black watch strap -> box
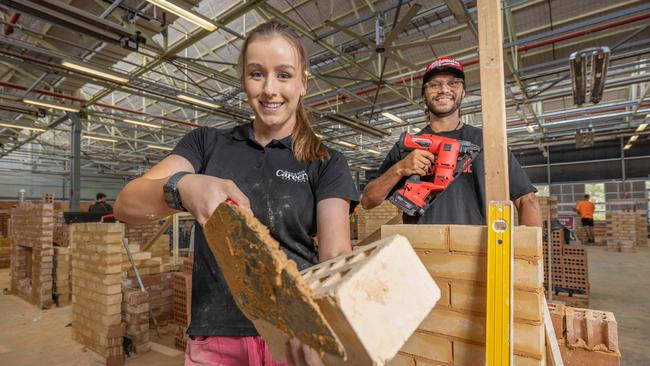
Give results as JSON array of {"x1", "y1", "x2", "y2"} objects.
[{"x1": 164, "y1": 171, "x2": 191, "y2": 211}]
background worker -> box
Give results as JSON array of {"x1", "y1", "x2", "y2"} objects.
[
  {"x1": 361, "y1": 57, "x2": 542, "y2": 227},
  {"x1": 88, "y1": 193, "x2": 113, "y2": 214},
  {"x1": 114, "y1": 21, "x2": 357, "y2": 366},
  {"x1": 575, "y1": 194, "x2": 596, "y2": 244}
]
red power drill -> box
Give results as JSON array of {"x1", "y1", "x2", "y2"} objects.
[{"x1": 389, "y1": 132, "x2": 481, "y2": 216}]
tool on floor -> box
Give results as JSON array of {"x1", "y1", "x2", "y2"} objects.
[{"x1": 389, "y1": 132, "x2": 481, "y2": 215}]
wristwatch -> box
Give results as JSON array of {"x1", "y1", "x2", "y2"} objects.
[{"x1": 163, "y1": 171, "x2": 191, "y2": 211}]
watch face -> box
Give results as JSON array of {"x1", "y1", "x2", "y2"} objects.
[{"x1": 163, "y1": 186, "x2": 176, "y2": 207}]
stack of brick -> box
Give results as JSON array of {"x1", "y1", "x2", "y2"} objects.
[
  {"x1": 53, "y1": 212, "x2": 70, "y2": 247},
  {"x1": 543, "y1": 228, "x2": 589, "y2": 304},
  {"x1": 123, "y1": 273, "x2": 174, "y2": 326},
  {"x1": 635, "y1": 212, "x2": 648, "y2": 247},
  {"x1": 356, "y1": 201, "x2": 400, "y2": 242},
  {"x1": 383, "y1": 224, "x2": 546, "y2": 365},
  {"x1": 606, "y1": 211, "x2": 637, "y2": 252},
  {"x1": 577, "y1": 220, "x2": 607, "y2": 246},
  {"x1": 124, "y1": 222, "x2": 161, "y2": 247},
  {"x1": 173, "y1": 255, "x2": 193, "y2": 350},
  {"x1": 53, "y1": 246, "x2": 71, "y2": 306},
  {"x1": 0, "y1": 211, "x2": 9, "y2": 237},
  {"x1": 122, "y1": 288, "x2": 150, "y2": 353},
  {"x1": 9, "y1": 194, "x2": 54, "y2": 309},
  {"x1": 548, "y1": 303, "x2": 620, "y2": 365},
  {"x1": 71, "y1": 222, "x2": 125, "y2": 366},
  {"x1": 122, "y1": 236, "x2": 172, "y2": 278},
  {"x1": 0, "y1": 236, "x2": 9, "y2": 268},
  {"x1": 172, "y1": 271, "x2": 192, "y2": 350}
]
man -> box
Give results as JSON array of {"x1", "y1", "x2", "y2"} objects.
[
  {"x1": 88, "y1": 192, "x2": 113, "y2": 214},
  {"x1": 575, "y1": 194, "x2": 595, "y2": 244},
  {"x1": 361, "y1": 57, "x2": 542, "y2": 227}
]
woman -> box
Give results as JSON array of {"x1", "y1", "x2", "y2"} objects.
[{"x1": 114, "y1": 20, "x2": 358, "y2": 366}]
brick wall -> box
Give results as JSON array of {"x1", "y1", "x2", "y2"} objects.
[
  {"x1": 382, "y1": 224, "x2": 545, "y2": 365},
  {"x1": 53, "y1": 246, "x2": 71, "y2": 306},
  {"x1": 124, "y1": 222, "x2": 162, "y2": 247},
  {"x1": 606, "y1": 211, "x2": 640, "y2": 252},
  {"x1": 122, "y1": 288, "x2": 150, "y2": 353},
  {"x1": 538, "y1": 196, "x2": 558, "y2": 222},
  {"x1": 356, "y1": 201, "x2": 401, "y2": 241},
  {"x1": 70, "y1": 222, "x2": 125, "y2": 366},
  {"x1": 9, "y1": 198, "x2": 54, "y2": 308},
  {"x1": 0, "y1": 236, "x2": 9, "y2": 268},
  {"x1": 53, "y1": 212, "x2": 70, "y2": 247},
  {"x1": 0, "y1": 211, "x2": 9, "y2": 237}
]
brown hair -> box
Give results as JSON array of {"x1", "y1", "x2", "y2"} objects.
[{"x1": 239, "y1": 20, "x2": 329, "y2": 162}]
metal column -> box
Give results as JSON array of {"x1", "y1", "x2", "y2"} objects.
[
  {"x1": 68, "y1": 112, "x2": 81, "y2": 211},
  {"x1": 620, "y1": 137, "x2": 627, "y2": 194}
]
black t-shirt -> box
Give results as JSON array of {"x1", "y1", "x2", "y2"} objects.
[
  {"x1": 171, "y1": 123, "x2": 359, "y2": 336},
  {"x1": 376, "y1": 124, "x2": 535, "y2": 225},
  {"x1": 88, "y1": 202, "x2": 113, "y2": 214}
]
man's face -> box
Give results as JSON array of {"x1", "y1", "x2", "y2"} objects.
[{"x1": 422, "y1": 72, "x2": 466, "y2": 118}]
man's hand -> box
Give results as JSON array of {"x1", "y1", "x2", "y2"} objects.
[
  {"x1": 394, "y1": 149, "x2": 435, "y2": 177},
  {"x1": 285, "y1": 338, "x2": 325, "y2": 366},
  {"x1": 177, "y1": 174, "x2": 251, "y2": 225}
]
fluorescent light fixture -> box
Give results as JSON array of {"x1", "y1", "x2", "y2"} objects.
[
  {"x1": 61, "y1": 60, "x2": 129, "y2": 84},
  {"x1": 526, "y1": 125, "x2": 535, "y2": 133},
  {"x1": 636, "y1": 123, "x2": 647, "y2": 132},
  {"x1": 325, "y1": 113, "x2": 388, "y2": 138},
  {"x1": 365, "y1": 149, "x2": 381, "y2": 156},
  {"x1": 23, "y1": 98, "x2": 80, "y2": 113},
  {"x1": 84, "y1": 135, "x2": 118, "y2": 143},
  {"x1": 146, "y1": 0, "x2": 217, "y2": 31},
  {"x1": 331, "y1": 140, "x2": 357, "y2": 149},
  {"x1": 624, "y1": 144, "x2": 632, "y2": 150},
  {"x1": 382, "y1": 112, "x2": 405, "y2": 124},
  {"x1": 148, "y1": 144, "x2": 173, "y2": 151},
  {"x1": 359, "y1": 166, "x2": 374, "y2": 170},
  {"x1": 630, "y1": 135, "x2": 639, "y2": 142},
  {"x1": 124, "y1": 118, "x2": 162, "y2": 129},
  {"x1": 314, "y1": 132, "x2": 325, "y2": 138},
  {"x1": 0, "y1": 122, "x2": 46, "y2": 132},
  {"x1": 410, "y1": 127, "x2": 421, "y2": 133},
  {"x1": 177, "y1": 94, "x2": 220, "y2": 109}
]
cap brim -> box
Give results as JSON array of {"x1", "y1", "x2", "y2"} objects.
[{"x1": 422, "y1": 66, "x2": 465, "y2": 84}]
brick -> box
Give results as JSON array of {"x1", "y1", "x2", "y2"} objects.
[
  {"x1": 448, "y1": 282, "x2": 542, "y2": 323},
  {"x1": 559, "y1": 344, "x2": 620, "y2": 366},
  {"x1": 204, "y1": 203, "x2": 440, "y2": 365},
  {"x1": 387, "y1": 353, "x2": 415, "y2": 366},
  {"x1": 420, "y1": 308, "x2": 484, "y2": 343},
  {"x1": 382, "y1": 225, "x2": 448, "y2": 251},
  {"x1": 400, "y1": 331, "x2": 451, "y2": 363},
  {"x1": 416, "y1": 251, "x2": 542, "y2": 290}
]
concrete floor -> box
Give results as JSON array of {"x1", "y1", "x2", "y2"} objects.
[
  {"x1": 0, "y1": 247, "x2": 648, "y2": 365},
  {"x1": 0, "y1": 268, "x2": 184, "y2": 366},
  {"x1": 586, "y1": 246, "x2": 650, "y2": 366}
]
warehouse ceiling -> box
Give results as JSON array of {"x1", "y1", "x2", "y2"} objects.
[{"x1": 0, "y1": 0, "x2": 648, "y2": 181}]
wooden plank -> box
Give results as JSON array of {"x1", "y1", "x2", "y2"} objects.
[
  {"x1": 477, "y1": 0, "x2": 509, "y2": 201},
  {"x1": 543, "y1": 298, "x2": 565, "y2": 366}
]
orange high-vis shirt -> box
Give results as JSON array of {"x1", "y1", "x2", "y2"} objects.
[{"x1": 576, "y1": 199, "x2": 595, "y2": 219}]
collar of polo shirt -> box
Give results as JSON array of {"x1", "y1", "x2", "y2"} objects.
[{"x1": 232, "y1": 123, "x2": 293, "y2": 150}]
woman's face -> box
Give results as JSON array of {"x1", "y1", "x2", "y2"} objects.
[{"x1": 243, "y1": 35, "x2": 306, "y2": 133}]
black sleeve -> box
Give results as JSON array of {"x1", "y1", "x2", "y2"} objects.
[
  {"x1": 508, "y1": 150, "x2": 536, "y2": 201},
  {"x1": 170, "y1": 127, "x2": 210, "y2": 173},
  {"x1": 375, "y1": 143, "x2": 407, "y2": 198},
  {"x1": 314, "y1": 149, "x2": 360, "y2": 210}
]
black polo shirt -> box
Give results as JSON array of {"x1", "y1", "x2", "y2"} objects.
[
  {"x1": 171, "y1": 123, "x2": 359, "y2": 337},
  {"x1": 376, "y1": 124, "x2": 535, "y2": 225}
]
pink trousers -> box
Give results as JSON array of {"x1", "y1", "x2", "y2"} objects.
[{"x1": 185, "y1": 335, "x2": 288, "y2": 366}]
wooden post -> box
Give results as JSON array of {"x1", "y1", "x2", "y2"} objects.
[
  {"x1": 478, "y1": 0, "x2": 509, "y2": 202},
  {"x1": 477, "y1": 1, "x2": 513, "y2": 365}
]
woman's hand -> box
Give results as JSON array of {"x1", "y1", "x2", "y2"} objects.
[
  {"x1": 285, "y1": 338, "x2": 325, "y2": 366},
  {"x1": 177, "y1": 174, "x2": 251, "y2": 225}
]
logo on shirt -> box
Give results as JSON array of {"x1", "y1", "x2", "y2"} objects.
[{"x1": 276, "y1": 169, "x2": 308, "y2": 183}]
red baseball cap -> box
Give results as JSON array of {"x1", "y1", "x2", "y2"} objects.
[{"x1": 422, "y1": 57, "x2": 465, "y2": 84}]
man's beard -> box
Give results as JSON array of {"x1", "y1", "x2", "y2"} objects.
[{"x1": 425, "y1": 94, "x2": 462, "y2": 118}]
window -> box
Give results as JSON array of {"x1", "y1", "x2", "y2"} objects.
[{"x1": 585, "y1": 183, "x2": 605, "y2": 220}]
